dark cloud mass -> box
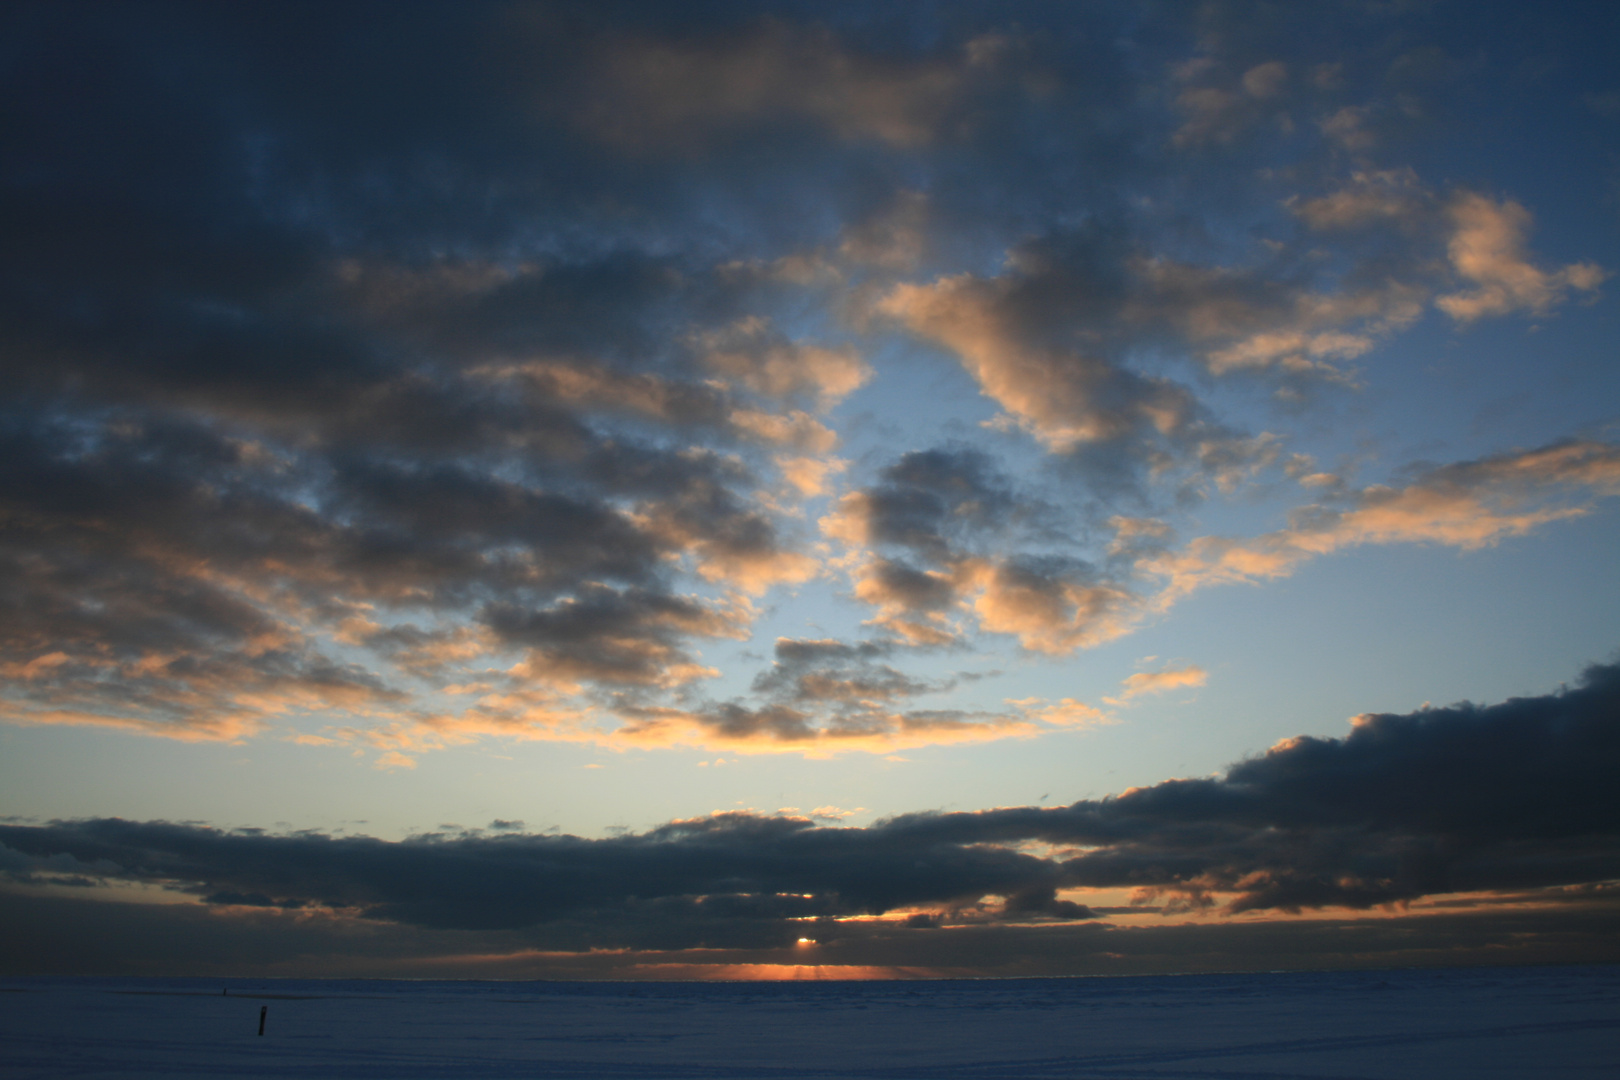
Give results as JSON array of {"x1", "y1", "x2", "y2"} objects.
[{"x1": 4, "y1": 662, "x2": 1617, "y2": 965}]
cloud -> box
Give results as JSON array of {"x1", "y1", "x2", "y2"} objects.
[
  {"x1": 1242, "y1": 61, "x2": 1289, "y2": 100},
  {"x1": 877, "y1": 257, "x2": 1198, "y2": 452},
  {"x1": 0, "y1": 391, "x2": 808, "y2": 744},
  {"x1": 0, "y1": 414, "x2": 418, "y2": 738},
  {"x1": 1171, "y1": 59, "x2": 1292, "y2": 147},
  {"x1": 0, "y1": 0, "x2": 1612, "y2": 770},
  {"x1": 695, "y1": 317, "x2": 871, "y2": 410},
  {"x1": 819, "y1": 446, "x2": 1023, "y2": 558},
  {"x1": 776, "y1": 455, "x2": 847, "y2": 498},
  {"x1": 0, "y1": 807, "x2": 1072, "y2": 938},
  {"x1": 1142, "y1": 440, "x2": 1620, "y2": 612},
  {"x1": 1293, "y1": 179, "x2": 1606, "y2": 333},
  {"x1": 825, "y1": 440, "x2": 1620, "y2": 662},
  {"x1": 960, "y1": 555, "x2": 1137, "y2": 654},
  {"x1": 1106, "y1": 664, "x2": 1209, "y2": 705},
  {"x1": 881, "y1": 657, "x2": 1620, "y2": 913},
  {"x1": 846, "y1": 559, "x2": 963, "y2": 647},
  {"x1": 475, "y1": 358, "x2": 731, "y2": 429},
  {"x1": 808, "y1": 806, "x2": 866, "y2": 822},
  {"x1": 5, "y1": 658, "x2": 1618, "y2": 950},
  {"x1": 726, "y1": 409, "x2": 840, "y2": 454},
  {"x1": 1012, "y1": 697, "x2": 1110, "y2": 728},
  {"x1": 1317, "y1": 104, "x2": 1377, "y2": 151},
  {"x1": 881, "y1": 165, "x2": 1603, "y2": 427},
  {"x1": 137, "y1": 428, "x2": 1609, "y2": 754},
  {"x1": 632, "y1": 504, "x2": 822, "y2": 598},
  {"x1": 0, "y1": 119, "x2": 842, "y2": 746},
  {"x1": 819, "y1": 447, "x2": 1143, "y2": 653},
  {"x1": 2, "y1": 0, "x2": 904, "y2": 757},
  {"x1": 1436, "y1": 194, "x2": 1607, "y2": 322},
  {"x1": 837, "y1": 190, "x2": 931, "y2": 271},
  {"x1": 570, "y1": 20, "x2": 1015, "y2": 151},
  {"x1": 751, "y1": 638, "x2": 939, "y2": 705},
  {"x1": 614, "y1": 700, "x2": 1036, "y2": 757},
  {"x1": 4, "y1": 882, "x2": 1614, "y2": 979},
  {"x1": 874, "y1": 213, "x2": 1436, "y2": 461},
  {"x1": 1293, "y1": 168, "x2": 1429, "y2": 231},
  {"x1": 1132, "y1": 255, "x2": 1424, "y2": 379},
  {"x1": 487, "y1": 585, "x2": 744, "y2": 690}
]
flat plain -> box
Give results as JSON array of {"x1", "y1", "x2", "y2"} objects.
[{"x1": 3, "y1": 965, "x2": 1617, "y2": 1079}]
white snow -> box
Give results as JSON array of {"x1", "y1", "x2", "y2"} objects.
[{"x1": 2, "y1": 965, "x2": 1616, "y2": 1078}]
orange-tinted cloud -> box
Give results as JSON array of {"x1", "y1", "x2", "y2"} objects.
[
  {"x1": 727, "y1": 408, "x2": 840, "y2": 454},
  {"x1": 776, "y1": 455, "x2": 847, "y2": 498},
  {"x1": 847, "y1": 559, "x2": 962, "y2": 647},
  {"x1": 1011, "y1": 697, "x2": 1110, "y2": 728},
  {"x1": 613, "y1": 701, "x2": 1040, "y2": 758},
  {"x1": 1105, "y1": 664, "x2": 1208, "y2": 705},
  {"x1": 1436, "y1": 194, "x2": 1606, "y2": 321},
  {"x1": 1143, "y1": 441, "x2": 1620, "y2": 611},
  {"x1": 878, "y1": 273, "x2": 1194, "y2": 451},
  {"x1": 1293, "y1": 168, "x2": 1428, "y2": 231},
  {"x1": 0, "y1": 705, "x2": 268, "y2": 744},
  {"x1": 696, "y1": 317, "x2": 871, "y2": 409},
  {"x1": 960, "y1": 557, "x2": 1137, "y2": 654}
]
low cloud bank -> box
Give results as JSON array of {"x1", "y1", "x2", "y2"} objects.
[{"x1": 4, "y1": 660, "x2": 1617, "y2": 962}]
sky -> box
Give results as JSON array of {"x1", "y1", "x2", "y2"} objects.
[{"x1": 2, "y1": 0, "x2": 1619, "y2": 980}]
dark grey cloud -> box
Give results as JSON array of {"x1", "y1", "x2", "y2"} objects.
[
  {"x1": 650, "y1": 632, "x2": 978, "y2": 747},
  {"x1": 0, "y1": 809, "x2": 1072, "y2": 940},
  {"x1": 881, "y1": 658, "x2": 1620, "y2": 912},
  {"x1": 863, "y1": 558, "x2": 957, "y2": 611},
  {"x1": 858, "y1": 446, "x2": 1025, "y2": 559},
  {"x1": 1, "y1": 881, "x2": 1616, "y2": 979},
  {"x1": 485, "y1": 585, "x2": 741, "y2": 687},
  {"x1": 751, "y1": 637, "x2": 943, "y2": 704}
]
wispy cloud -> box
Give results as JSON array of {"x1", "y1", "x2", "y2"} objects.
[{"x1": 1105, "y1": 665, "x2": 1208, "y2": 705}]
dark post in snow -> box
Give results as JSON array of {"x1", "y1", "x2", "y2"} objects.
[{"x1": 258, "y1": 1006, "x2": 267, "y2": 1036}]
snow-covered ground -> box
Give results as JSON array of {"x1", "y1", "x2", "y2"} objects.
[{"x1": 3, "y1": 965, "x2": 1616, "y2": 1079}]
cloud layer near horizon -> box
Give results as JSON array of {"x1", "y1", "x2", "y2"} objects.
[{"x1": 5, "y1": 658, "x2": 1617, "y2": 971}]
